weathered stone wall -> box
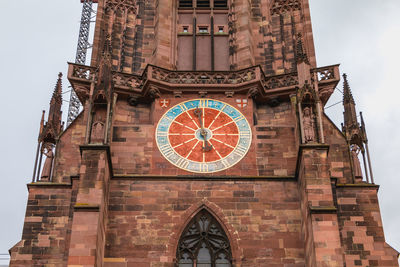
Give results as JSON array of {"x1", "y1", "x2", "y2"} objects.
[
  {"x1": 91, "y1": 0, "x2": 156, "y2": 73},
  {"x1": 53, "y1": 113, "x2": 86, "y2": 183},
  {"x1": 297, "y1": 146, "x2": 344, "y2": 266},
  {"x1": 337, "y1": 186, "x2": 400, "y2": 267},
  {"x1": 323, "y1": 115, "x2": 353, "y2": 184},
  {"x1": 107, "y1": 96, "x2": 300, "y2": 177},
  {"x1": 104, "y1": 179, "x2": 304, "y2": 266},
  {"x1": 67, "y1": 147, "x2": 111, "y2": 266},
  {"x1": 91, "y1": 0, "x2": 316, "y2": 74},
  {"x1": 111, "y1": 100, "x2": 153, "y2": 175},
  {"x1": 255, "y1": 101, "x2": 297, "y2": 176},
  {"x1": 250, "y1": 0, "x2": 316, "y2": 75},
  {"x1": 9, "y1": 184, "x2": 78, "y2": 267},
  {"x1": 99, "y1": 97, "x2": 360, "y2": 179}
]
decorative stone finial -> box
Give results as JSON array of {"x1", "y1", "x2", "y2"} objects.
[
  {"x1": 295, "y1": 33, "x2": 310, "y2": 64},
  {"x1": 39, "y1": 72, "x2": 64, "y2": 144},
  {"x1": 342, "y1": 73, "x2": 355, "y2": 104}
]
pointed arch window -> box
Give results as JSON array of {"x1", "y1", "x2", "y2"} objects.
[{"x1": 177, "y1": 209, "x2": 232, "y2": 267}]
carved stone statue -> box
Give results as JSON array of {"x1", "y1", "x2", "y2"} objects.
[
  {"x1": 40, "y1": 144, "x2": 54, "y2": 181},
  {"x1": 91, "y1": 121, "x2": 105, "y2": 143},
  {"x1": 351, "y1": 145, "x2": 363, "y2": 182},
  {"x1": 303, "y1": 107, "x2": 315, "y2": 143}
]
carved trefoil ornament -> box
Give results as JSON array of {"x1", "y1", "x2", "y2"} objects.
[
  {"x1": 270, "y1": 0, "x2": 301, "y2": 15},
  {"x1": 105, "y1": 0, "x2": 136, "y2": 14}
]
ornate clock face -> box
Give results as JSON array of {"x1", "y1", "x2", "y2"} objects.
[{"x1": 156, "y1": 99, "x2": 252, "y2": 173}]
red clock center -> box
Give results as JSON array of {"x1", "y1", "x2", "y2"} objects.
[{"x1": 168, "y1": 108, "x2": 239, "y2": 163}]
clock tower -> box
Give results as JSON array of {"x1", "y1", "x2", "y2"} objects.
[{"x1": 10, "y1": 0, "x2": 399, "y2": 266}]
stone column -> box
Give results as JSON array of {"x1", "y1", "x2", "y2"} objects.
[
  {"x1": 234, "y1": 0, "x2": 254, "y2": 69},
  {"x1": 67, "y1": 145, "x2": 111, "y2": 267},
  {"x1": 298, "y1": 144, "x2": 344, "y2": 266},
  {"x1": 154, "y1": 0, "x2": 174, "y2": 69}
]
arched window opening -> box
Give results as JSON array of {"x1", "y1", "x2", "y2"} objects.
[{"x1": 177, "y1": 209, "x2": 232, "y2": 267}]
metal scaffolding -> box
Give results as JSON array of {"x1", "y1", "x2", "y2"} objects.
[{"x1": 67, "y1": 0, "x2": 96, "y2": 126}]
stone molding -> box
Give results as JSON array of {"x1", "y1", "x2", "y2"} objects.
[
  {"x1": 111, "y1": 174, "x2": 296, "y2": 180},
  {"x1": 73, "y1": 204, "x2": 101, "y2": 212},
  {"x1": 67, "y1": 62, "x2": 340, "y2": 105}
]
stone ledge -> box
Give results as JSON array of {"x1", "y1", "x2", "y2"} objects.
[
  {"x1": 336, "y1": 183, "x2": 379, "y2": 189},
  {"x1": 299, "y1": 143, "x2": 330, "y2": 151},
  {"x1": 27, "y1": 182, "x2": 72, "y2": 190},
  {"x1": 79, "y1": 144, "x2": 110, "y2": 153},
  {"x1": 104, "y1": 258, "x2": 126, "y2": 262},
  {"x1": 73, "y1": 203, "x2": 100, "y2": 212},
  {"x1": 71, "y1": 175, "x2": 80, "y2": 180},
  {"x1": 309, "y1": 205, "x2": 337, "y2": 214},
  {"x1": 112, "y1": 175, "x2": 296, "y2": 181}
]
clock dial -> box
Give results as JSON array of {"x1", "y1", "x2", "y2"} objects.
[{"x1": 156, "y1": 99, "x2": 252, "y2": 173}]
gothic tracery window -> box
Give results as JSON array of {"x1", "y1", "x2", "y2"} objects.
[{"x1": 177, "y1": 209, "x2": 232, "y2": 267}]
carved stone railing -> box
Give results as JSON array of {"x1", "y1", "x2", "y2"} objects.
[
  {"x1": 112, "y1": 71, "x2": 142, "y2": 91},
  {"x1": 68, "y1": 62, "x2": 340, "y2": 103},
  {"x1": 68, "y1": 63, "x2": 95, "y2": 82},
  {"x1": 312, "y1": 64, "x2": 340, "y2": 103},
  {"x1": 150, "y1": 66, "x2": 258, "y2": 85},
  {"x1": 263, "y1": 72, "x2": 298, "y2": 90},
  {"x1": 313, "y1": 65, "x2": 339, "y2": 83},
  {"x1": 67, "y1": 63, "x2": 95, "y2": 102}
]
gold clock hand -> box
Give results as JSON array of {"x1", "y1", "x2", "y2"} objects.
[
  {"x1": 194, "y1": 107, "x2": 203, "y2": 129},
  {"x1": 194, "y1": 107, "x2": 212, "y2": 152},
  {"x1": 203, "y1": 139, "x2": 213, "y2": 152}
]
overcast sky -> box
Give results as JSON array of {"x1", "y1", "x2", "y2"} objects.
[{"x1": 0, "y1": 0, "x2": 399, "y2": 264}]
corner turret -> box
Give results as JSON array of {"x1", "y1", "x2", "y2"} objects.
[
  {"x1": 32, "y1": 72, "x2": 64, "y2": 182},
  {"x1": 341, "y1": 73, "x2": 374, "y2": 183}
]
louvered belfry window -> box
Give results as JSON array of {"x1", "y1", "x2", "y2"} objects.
[
  {"x1": 177, "y1": 209, "x2": 232, "y2": 267},
  {"x1": 213, "y1": 0, "x2": 227, "y2": 8},
  {"x1": 179, "y1": 0, "x2": 227, "y2": 8},
  {"x1": 177, "y1": 0, "x2": 229, "y2": 71},
  {"x1": 179, "y1": 0, "x2": 193, "y2": 8}
]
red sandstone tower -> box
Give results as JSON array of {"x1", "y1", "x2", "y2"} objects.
[{"x1": 9, "y1": 0, "x2": 399, "y2": 266}]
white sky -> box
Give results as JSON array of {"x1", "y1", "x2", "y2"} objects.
[{"x1": 0, "y1": 0, "x2": 399, "y2": 264}]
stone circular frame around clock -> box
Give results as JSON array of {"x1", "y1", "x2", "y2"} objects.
[{"x1": 156, "y1": 99, "x2": 252, "y2": 173}]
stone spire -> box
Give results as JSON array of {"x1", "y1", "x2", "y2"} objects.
[
  {"x1": 40, "y1": 73, "x2": 63, "y2": 144},
  {"x1": 342, "y1": 73, "x2": 355, "y2": 104},
  {"x1": 342, "y1": 73, "x2": 358, "y2": 131},
  {"x1": 296, "y1": 33, "x2": 311, "y2": 88},
  {"x1": 48, "y1": 73, "x2": 63, "y2": 127},
  {"x1": 39, "y1": 110, "x2": 45, "y2": 140}
]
